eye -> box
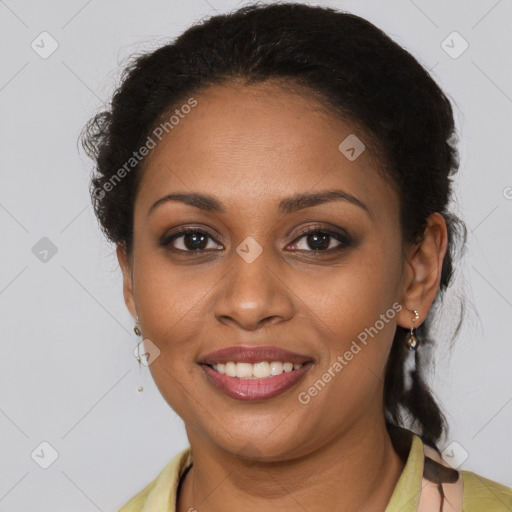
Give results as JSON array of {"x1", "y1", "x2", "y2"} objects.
[
  {"x1": 159, "y1": 225, "x2": 354, "y2": 255},
  {"x1": 288, "y1": 227, "x2": 353, "y2": 252},
  {"x1": 160, "y1": 228, "x2": 223, "y2": 252}
]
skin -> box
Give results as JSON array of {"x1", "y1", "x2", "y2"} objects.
[{"x1": 117, "y1": 82, "x2": 448, "y2": 511}]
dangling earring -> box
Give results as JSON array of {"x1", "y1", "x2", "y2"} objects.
[
  {"x1": 134, "y1": 317, "x2": 142, "y2": 368},
  {"x1": 134, "y1": 317, "x2": 141, "y2": 337},
  {"x1": 134, "y1": 316, "x2": 144, "y2": 392},
  {"x1": 406, "y1": 309, "x2": 420, "y2": 351}
]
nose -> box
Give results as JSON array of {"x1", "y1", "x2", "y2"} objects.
[{"x1": 213, "y1": 247, "x2": 295, "y2": 331}]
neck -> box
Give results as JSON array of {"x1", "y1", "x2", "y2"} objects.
[{"x1": 177, "y1": 417, "x2": 406, "y2": 512}]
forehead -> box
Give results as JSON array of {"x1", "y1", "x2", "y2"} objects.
[{"x1": 136, "y1": 82, "x2": 398, "y2": 221}]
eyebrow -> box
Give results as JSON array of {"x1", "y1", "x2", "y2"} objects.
[{"x1": 148, "y1": 189, "x2": 371, "y2": 218}]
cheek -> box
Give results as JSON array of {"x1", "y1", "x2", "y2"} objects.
[
  {"x1": 132, "y1": 251, "x2": 213, "y2": 416},
  {"x1": 291, "y1": 244, "x2": 402, "y2": 402},
  {"x1": 295, "y1": 274, "x2": 399, "y2": 423},
  {"x1": 295, "y1": 247, "x2": 401, "y2": 342},
  {"x1": 131, "y1": 245, "x2": 213, "y2": 356}
]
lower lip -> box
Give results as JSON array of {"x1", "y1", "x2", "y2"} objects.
[{"x1": 200, "y1": 362, "x2": 313, "y2": 401}]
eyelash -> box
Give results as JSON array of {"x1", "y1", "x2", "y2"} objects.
[{"x1": 159, "y1": 226, "x2": 354, "y2": 255}]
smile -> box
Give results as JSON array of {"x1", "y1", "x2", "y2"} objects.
[
  {"x1": 210, "y1": 361, "x2": 304, "y2": 379},
  {"x1": 198, "y1": 345, "x2": 314, "y2": 401}
]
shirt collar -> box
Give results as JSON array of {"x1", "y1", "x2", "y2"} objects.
[
  {"x1": 385, "y1": 433, "x2": 425, "y2": 512},
  {"x1": 151, "y1": 432, "x2": 425, "y2": 511}
]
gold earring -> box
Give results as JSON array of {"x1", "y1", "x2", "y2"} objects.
[
  {"x1": 134, "y1": 316, "x2": 141, "y2": 336},
  {"x1": 133, "y1": 316, "x2": 144, "y2": 393},
  {"x1": 136, "y1": 343, "x2": 143, "y2": 393},
  {"x1": 406, "y1": 309, "x2": 419, "y2": 351},
  {"x1": 136, "y1": 342, "x2": 142, "y2": 369},
  {"x1": 134, "y1": 317, "x2": 144, "y2": 392}
]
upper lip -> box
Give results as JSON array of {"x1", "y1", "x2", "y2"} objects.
[{"x1": 199, "y1": 345, "x2": 313, "y2": 365}]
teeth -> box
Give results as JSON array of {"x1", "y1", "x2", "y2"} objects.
[
  {"x1": 236, "y1": 362, "x2": 253, "y2": 378},
  {"x1": 211, "y1": 361, "x2": 304, "y2": 379},
  {"x1": 225, "y1": 362, "x2": 237, "y2": 377},
  {"x1": 270, "y1": 361, "x2": 283, "y2": 375},
  {"x1": 253, "y1": 361, "x2": 270, "y2": 378}
]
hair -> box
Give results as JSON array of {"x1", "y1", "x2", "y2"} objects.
[{"x1": 81, "y1": 0, "x2": 467, "y2": 492}]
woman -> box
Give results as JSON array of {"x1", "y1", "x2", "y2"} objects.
[{"x1": 82, "y1": 3, "x2": 511, "y2": 511}]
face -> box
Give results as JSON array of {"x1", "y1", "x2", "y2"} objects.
[{"x1": 119, "y1": 82, "x2": 417, "y2": 460}]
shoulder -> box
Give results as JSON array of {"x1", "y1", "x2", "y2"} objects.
[
  {"x1": 118, "y1": 447, "x2": 192, "y2": 512},
  {"x1": 462, "y1": 470, "x2": 512, "y2": 511},
  {"x1": 419, "y1": 438, "x2": 511, "y2": 511},
  {"x1": 117, "y1": 479, "x2": 158, "y2": 512}
]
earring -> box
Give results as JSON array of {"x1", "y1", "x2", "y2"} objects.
[
  {"x1": 134, "y1": 317, "x2": 144, "y2": 392},
  {"x1": 406, "y1": 309, "x2": 420, "y2": 351},
  {"x1": 134, "y1": 317, "x2": 141, "y2": 336},
  {"x1": 136, "y1": 341, "x2": 142, "y2": 369}
]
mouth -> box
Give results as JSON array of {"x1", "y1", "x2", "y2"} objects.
[
  {"x1": 198, "y1": 345, "x2": 314, "y2": 401},
  {"x1": 204, "y1": 360, "x2": 307, "y2": 379}
]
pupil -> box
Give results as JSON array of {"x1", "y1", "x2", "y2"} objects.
[
  {"x1": 184, "y1": 232, "x2": 207, "y2": 250},
  {"x1": 307, "y1": 233, "x2": 329, "y2": 250}
]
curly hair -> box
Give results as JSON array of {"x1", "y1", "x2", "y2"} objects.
[{"x1": 81, "y1": 1, "x2": 467, "y2": 483}]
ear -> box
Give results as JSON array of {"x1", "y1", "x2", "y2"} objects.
[
  {"x1": 396, "y1": 213, "x2": 448, "y2": 329},
  {"x1": 117, "y1": 243, "x2": 137, "y2": 320}
]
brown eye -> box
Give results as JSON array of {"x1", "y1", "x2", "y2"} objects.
[
  {"x1": 160, "y1": 229, "x2": 223, "y2": 252},
  {"x1": 304, "y1": 232, "x2": 331, "y2": 250},
  {"x1": 289, "y1": 227, "x2": 354, "y2": 252}
]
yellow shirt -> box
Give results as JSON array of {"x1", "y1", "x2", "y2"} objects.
[{"x1": 119, "y1": 434, "x2": 511, "y2": 511}]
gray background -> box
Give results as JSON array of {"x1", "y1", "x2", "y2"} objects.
[{"x1": 1, "y1": 0, "x2": 511, "y2": 510}]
